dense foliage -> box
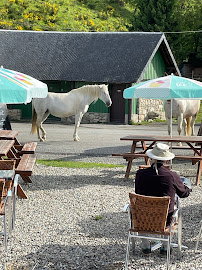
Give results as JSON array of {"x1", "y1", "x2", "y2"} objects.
[{"x1": 0, "y1": 0, "x2": 201, "y2": 66}]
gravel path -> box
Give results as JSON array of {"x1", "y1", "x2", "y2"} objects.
[{"x1": 0, "y1": 122, "x2": 201, "y2": 270}]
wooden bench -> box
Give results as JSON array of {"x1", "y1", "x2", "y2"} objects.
[
  {"x1": 21, "y1": 142, "x2": 37, "y2": 154},
  {"x1": 15, "y1": 154, "x2": 36, "y2": 183},
  {"x1": 14, "y1": 142, "x2": 37, "y2": 155}
]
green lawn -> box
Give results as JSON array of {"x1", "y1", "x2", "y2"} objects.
[{"x1": 37, "y1": 160, "x2": 124, "y2": 169}]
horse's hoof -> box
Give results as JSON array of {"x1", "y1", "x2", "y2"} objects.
[{"x1": 74, "y1": 137, "x2": 80, "y2": 142}]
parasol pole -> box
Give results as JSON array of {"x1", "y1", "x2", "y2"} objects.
[
  {"x1": 170, "y1": 98, "x2": 173, "y2": 167},
  {"x1": 170, "y1": 98, "x2": 173, "y2": 138}
]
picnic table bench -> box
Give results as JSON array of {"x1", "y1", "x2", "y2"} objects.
[
  {"x1": 15, "y1": 154, "x2": 36, "y2": 183},
  {"x1": 15, "y1": 142, "x2": 37, "y2": 155}
]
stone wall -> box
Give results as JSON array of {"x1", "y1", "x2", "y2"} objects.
[
  {"x1": 134, "y1": 98, "x2": 166, "y2": 122},
  {"x1": 8, "y1": 109, "x2": 21, "y2": 120},
  {"x1": 61, "y1": 112, "x2": 110, "y2": 124}
]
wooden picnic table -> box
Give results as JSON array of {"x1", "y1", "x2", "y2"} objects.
[
  {"x1": 0, "y1": 130, "x2": 37, "y2": 198},
  {"x1": 112, "y1": 135, "x2": 202, "y2": 186}
]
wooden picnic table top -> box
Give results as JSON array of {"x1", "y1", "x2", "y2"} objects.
[
  {"x1": 120, "y1": 135, "x2": 202, "y2": 144},
  {"x1": 0, "y1": 140, "x2": 15, "y2": 156},
  {"x1": 0, "y1": 130, "x2": 19, "y2": 140}
]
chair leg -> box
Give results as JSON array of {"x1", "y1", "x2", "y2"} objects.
[
  {"x1": 12, "y1": 194, "x2": 16, "y2": 230},
  {"x1": 125, "y1": 233, "x2": 131, "y2": 270},
  {"x1": 195, "y1": 223, "x2": 202, "y2": 252},
  {"x1": 12, "y1": 174, "x2": 19, "y2": 230},
  {"x1": 3, "y1": 215, "x2": 7, "y2": 251},
  {"x1": 178, "y1": 210, "x2": 182, "y2": 258},
  {"x1": 7, "y1": 194, "x2": 12, "y2": 234},
  {"x1": 166, "y1": 236, "x2": 171, "y2": 270},
  {"x1": 131, "y1": 232, "x2": 136, "y2": 254}
]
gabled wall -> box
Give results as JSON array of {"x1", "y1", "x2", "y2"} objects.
[{"x1": 131, "y1": 50, "x2": 166, "y2": 122}]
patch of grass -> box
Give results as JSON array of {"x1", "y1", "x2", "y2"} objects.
[
  {"x1": 37, "y1": 160, "x2": 124, "y2": 169},
  {"x1": 94, "y1": 216, "x2": 103, "y2": 221},
  {"x1": 130, "y1": 119, "x2": 166, "y2": 125}
]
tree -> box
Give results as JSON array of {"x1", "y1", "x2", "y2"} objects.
[
  {"x1": 131, "y1": 0, "x2": 177, "y2": 32},
  {"x1": 129, "y1": 0, "x2": 202, "y2": 65},
  {"x1": 169, "y1": 0, "x2": 202, "y2": 64}
]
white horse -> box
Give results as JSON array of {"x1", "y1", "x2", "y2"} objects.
[
  {"x1": 164, "y1": 99, "x2": 200, "y2": 137},
  {"x1": 31, "y1": 84, "x2": 112, "y2": 142}
]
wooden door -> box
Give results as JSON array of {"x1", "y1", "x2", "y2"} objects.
[{"x1": 110, "y1": 84, "x2": 126, "y2": 123}]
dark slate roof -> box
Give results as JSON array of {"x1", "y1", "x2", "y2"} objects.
[{"x1": 0, "y1": 30, "x2": 179, "y2": 83}]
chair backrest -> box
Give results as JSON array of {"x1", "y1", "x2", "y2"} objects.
[
  {"x1": 0, "y1": 160, "x2": 15, "y2": 170},
  {"x1": 129, "y1": 193, "x2": 170, "y2": 233}
]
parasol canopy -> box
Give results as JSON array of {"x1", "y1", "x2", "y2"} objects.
[
  {"x1": 124, "y1": 74, "x2": 202, "y2": 100},
  {"x1": 0, "y1": 67, "x2": 48, "y2": 104}
]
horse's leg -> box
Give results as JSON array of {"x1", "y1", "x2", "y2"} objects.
[
  {"x1": 190, "y1": 115, "x2": 197, "y2": 136},
  {"x1": 73, "y1": 112, "x2": 84, "y2": 141},
  {"x1": 36, "y1": 122, "x2": 43, "y2": 142},
  {"x1": 36, "y1": 111, "x2": 49, "y2": 142},
  {"x1": 166, "y1": 117, "x2": 171, "y2": 136},
  {"x1": 166, "y1": 117, "x2": 172, "y2": 146},
  {"x1": 183, "y1": 118, "x2": 187, "y2": 136},
  {"x1": 177, "y1": 114, "x2": 184, "y2": 146},
  {"x1": 40, "y1": 111, "x2": 50, "y2": 141}
]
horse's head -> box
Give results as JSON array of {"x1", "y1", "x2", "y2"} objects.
[{"x1": 98, "y1": 84, "x2": 112, "y2": 107}]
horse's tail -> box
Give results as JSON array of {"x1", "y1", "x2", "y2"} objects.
[
  {"x1": 186, "y1": 116, "x2": 192, "y2": 136},
  {"x1": 31, "y1": 103, "x2": 37, "y2": 134}
]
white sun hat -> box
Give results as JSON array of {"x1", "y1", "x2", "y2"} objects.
[{"x1": 146, "y1": 143, "x2": 175, "y2": 161}]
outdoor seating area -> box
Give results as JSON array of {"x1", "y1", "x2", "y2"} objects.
[
  {"x1": 0, "y1": 20, "x2": 201, "y2": 269},
  {"x1": 0, "y1": 130, "x2": 37, "y2": 250},
  {"x1": 0, "y1": 122, "x2": 200, "y2": 270}
]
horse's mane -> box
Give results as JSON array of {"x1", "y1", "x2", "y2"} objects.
[{"x1": 71, "y1": 85, "x2": 101, "y2": 101}]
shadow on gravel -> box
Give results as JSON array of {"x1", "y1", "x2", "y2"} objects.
[
  {"x1": 20, "y1": 170, "x2": 133, "y2": 193},
  {"x1": 16, "y1": 243, "x2": 127, "y2": 270}
]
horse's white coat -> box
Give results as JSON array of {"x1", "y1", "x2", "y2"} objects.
[
  {"x1": 31, "y1": 84, "x2": 112, "y2": 141},
  {"x1": 164, "y1": 99, "x2": 200, "y2": 137}
]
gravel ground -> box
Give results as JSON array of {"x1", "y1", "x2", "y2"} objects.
[{"x1": 0, "y1": 122, "x2": 201, "y2": 270}]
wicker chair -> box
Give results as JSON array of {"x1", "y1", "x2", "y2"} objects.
[{"x1": 125, "y1": 193, "x2": 182, "y2": 270}]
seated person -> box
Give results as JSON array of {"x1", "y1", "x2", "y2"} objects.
[{"x1": 134, "y1": 143, "x2": 191, "y2": 255}]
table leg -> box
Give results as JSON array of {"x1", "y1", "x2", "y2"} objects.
[
  {"x1": 125, "y1": 142, "x2": 137, "y2": 180},
  {"x1": 195, "y1": 147, "x2": 202, "y2": 186},
  {"x1": 17, "y1": 184, "x2": 27, "y2": 199},
  {"x1": 125, "y1": 158, "x2": 133, "y2": 180},
  {"x1": 141, "y1": 141, "x2": 150, "y2": 166},
  {"x1": 196, "y1": 160, "x2": 202, "y2": 186}
]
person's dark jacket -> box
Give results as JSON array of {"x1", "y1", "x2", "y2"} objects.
[{"x1": 135, "y1": 163, "x2": 191, "y2": 225}]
